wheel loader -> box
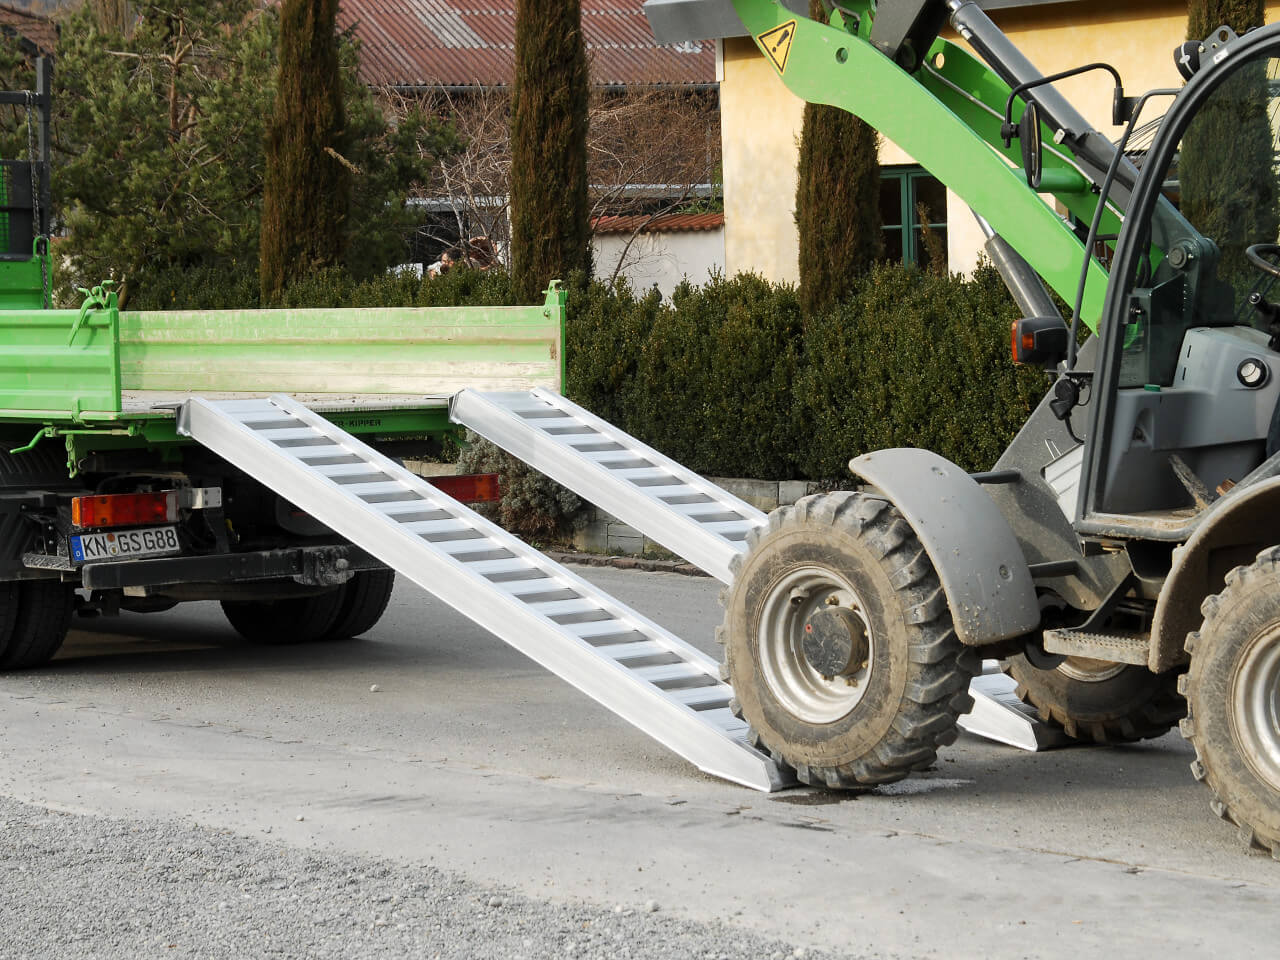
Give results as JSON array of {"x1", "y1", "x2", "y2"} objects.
[
  {"x1": 2, "y1": 0, "x2": 1279, "y2": 861},
  {"x1": 647, "y1": 0, "x2": 1280, "y2": 855}
]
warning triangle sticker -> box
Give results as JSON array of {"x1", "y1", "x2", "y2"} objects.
[{"x1": 758, "y1": 20, "x2": 797, "y2": 75}]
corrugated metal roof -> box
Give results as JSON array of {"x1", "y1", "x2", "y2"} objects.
[
  {"x1": 593, "y1": 212, "x2": 724, "y2": 234},
  {"x1": 0, "y1": 3, "x2": 56, "y2": 57},
  {"x1": 338, "y1": 1, "x2": 714, "y2": 88}
]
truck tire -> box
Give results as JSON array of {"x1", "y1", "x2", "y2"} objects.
[
  {"x1": 719, "y1": 493, "x2": 978, "y2": 789},
  {"x1": 0, "y1": 442, "x2": 75, "y2": 489},
  {"x1": 0, "y1": 580, "x2": 76, "y2": 670},
  {"x1": 1180, "y1": 546, "x2": 1280, "y2": 855},
  {"x1": 220, "y1": 588, "x2": 345, "y2": 645},
  {"x1": 1002, "y1": 655, "x2": 1184, "y2": 743},
  {"x1": 323, "y1": 570, "x2": 395, "y2": 641}
]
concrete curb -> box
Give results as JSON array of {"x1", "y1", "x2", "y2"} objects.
[{"x1": 544, "y1": 550, "x2": 710, "y2": 578}]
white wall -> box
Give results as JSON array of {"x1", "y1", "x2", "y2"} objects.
[{"x1": 592, "y1": 228, "x2": 726, "y2": 299}]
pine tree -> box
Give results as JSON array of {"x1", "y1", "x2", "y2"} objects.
[
  {"x1": 795, "y1": 0, "x2": 882, "y2": 316},
  {"x1": 260, "y1": 0, "x2": 350, "y2": 303},
  {"x1": 510, "y1": 0, "x2": 591, "y2": 303},
  {"x1": 1181, "y1": 0, "x2": 1275, "y2": 300}
]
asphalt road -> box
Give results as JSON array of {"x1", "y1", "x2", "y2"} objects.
[{"x1": 1, "y1": 565, "x2": 1277, "y2": 958}]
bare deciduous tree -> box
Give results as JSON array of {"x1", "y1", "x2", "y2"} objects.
[
  {"x1": 588, "y1": 88, "x2": 720, "y2": 282},
  {"x1": 388, "y1": 85, "x2": 720, "y2": 281}
]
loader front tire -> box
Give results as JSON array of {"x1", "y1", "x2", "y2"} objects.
[
  {"x1": 1001, "y1": 655, "x2": 1183, "y2": 744},
  {"x1": 1181, "y1": 546, "x2": 1280, "y2": 856},
  {"x1": 720, "y1": 493, "x2": 978, "y2": 789}
]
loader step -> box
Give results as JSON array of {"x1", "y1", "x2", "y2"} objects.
[
  {"x1": 1042, "y1": 628, "x2": 1150, "y2": 666},
  {"x1": 176, "y1": 394, "x2": 787, "y2": 792},
  {"x1": 449, "y1": 389, "x2": 767, "y2": 585}
]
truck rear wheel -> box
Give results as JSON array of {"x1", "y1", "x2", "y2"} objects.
[
  {"x1": 221, "y1": 587, "x2": 345, "y2": 645},
  {"x1": 719, "y1": 493, "x2": 977, "y2": 789},
  {"x1": 1002, "y1": 655, "x2": 1184, "y2": 743},
  {"x1": 323, "y1": 570, "x2": 395, "y2": 640},
  {"x1": 1181, "y1": 546, "x2": 1280, "y2": 856},
  {"x1": 0, "y1": 580, "x2": 76, "y2": 670}
]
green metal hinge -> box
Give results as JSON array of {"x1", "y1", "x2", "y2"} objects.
[{"x1": 544, "y1": 280, "x2": 568, "y2": 390}]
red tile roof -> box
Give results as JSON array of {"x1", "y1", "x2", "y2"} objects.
[
  {"x1": 0, "y1": 3, "x2": 55, "y2": 56},
  {"x1": 338, "y1": 1, "x2": 714, "y2": 88},
  {"x1": 593, "y1": 212, "x2": 724, "y2": 234}
]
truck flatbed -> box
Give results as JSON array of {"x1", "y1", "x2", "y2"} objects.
[{"x1": 0, "y1": 287, "x2": 566, "y2": 454}]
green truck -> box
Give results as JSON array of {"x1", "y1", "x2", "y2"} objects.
[{"x1": 0, "y1": 60, "x2": 567, "y2": 666}]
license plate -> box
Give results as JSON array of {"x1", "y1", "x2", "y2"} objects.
[{"x1": 70, "y1": 526, "x2": 181, "y2": 564}]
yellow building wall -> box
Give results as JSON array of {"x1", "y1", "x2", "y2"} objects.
[{"x1": 721, "y1": 0, "x2": 1280, "y2": 281}]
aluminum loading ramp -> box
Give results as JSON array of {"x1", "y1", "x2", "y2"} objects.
[
  {"x1": 176, "y1": 394, "x2": 786, "y2": 792},
  {"x1": 450, "y1": 389, "x2": 766, "y2": 585},
  {"x1": 451, "y1": 389, "x2": 1061, "y2": 753}
]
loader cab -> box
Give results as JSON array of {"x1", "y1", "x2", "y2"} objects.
[{"x1": 1080, "y1": 26, "x2": 1280, "y2": 534}]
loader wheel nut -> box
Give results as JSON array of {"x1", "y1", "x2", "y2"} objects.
[{"x1": 802, "y1": 607, "x2": 869, "y2": 679}]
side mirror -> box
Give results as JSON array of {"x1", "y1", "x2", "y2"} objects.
[
  {"x1": 1012, "y1": 315, "x2": 1068, "y2": 369},
  {"x1": 1019, "y1": 101, "x2": 1043, "y2": 190}
]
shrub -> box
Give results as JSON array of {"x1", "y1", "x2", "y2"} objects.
[
  {"x1": 455, "y1": 433, "x2": 587, "y2": 541},
  {"x1": 123, "y1": 259, "x2": 1048, "y2": 487},
  {"x1": 794, "y1": 263, "x2": 1047, "y2": 479}
]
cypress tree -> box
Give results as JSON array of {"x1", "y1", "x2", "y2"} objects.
[
  {"x1": 260, "y1": 0, "x2": 350, "y2": 303},
  {"x1": 795, "y1": 0, "x2": 882, "y2": 316},
  {"x1": 1181, "y1": 0, "x2": 1276, "y2": 299},
  {"x1": 1187, "y1": 0, "x2": 1262, "y2": 39},
  {"x1": 510, "y1": 0, "x2": 591, "y2": 303}
]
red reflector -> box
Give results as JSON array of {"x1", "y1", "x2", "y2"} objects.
[
  {"x1": 1011, "y1": 321, "x2": 1018, "y2": 362},
  {"x1": 427, "y1": 473, "x2": 502, "y2": 503},
  {"x1": 72, "y1": 492, "x2": 178, "y2": 528}
]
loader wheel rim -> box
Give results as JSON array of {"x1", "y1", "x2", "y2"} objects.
[
  {"x1": 757, "y1": 565, "x2": 873, "y2": 724},
  {"x1": 1231, "y1": 625, "x2": 1280, "y2": 790},
  {"x1": 1056, "y1": 656, "x2": 1127, "y2": 684}
]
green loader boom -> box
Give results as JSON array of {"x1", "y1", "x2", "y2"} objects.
[{"x1": 652, "y1": 0, "x2": 1163, "y2": 330}]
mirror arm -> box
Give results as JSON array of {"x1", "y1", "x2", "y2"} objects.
[{"x1": 1001, "y1": 61, "x2": 1125, "y2": 148}]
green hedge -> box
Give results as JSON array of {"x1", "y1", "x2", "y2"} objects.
[{"x1": 126, "y1": 261, "x2": 1047, "y2": 480}]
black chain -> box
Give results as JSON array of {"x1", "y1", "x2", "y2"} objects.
[{"x1": 24, "y1": 91, "x2": 48, "y2": 309}]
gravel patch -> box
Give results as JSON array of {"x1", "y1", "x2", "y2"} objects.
[{"x1": 0, "y1": 796, "x2": 838, "y2": 960}]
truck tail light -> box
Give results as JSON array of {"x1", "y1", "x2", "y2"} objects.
[
  {"x1": 72, "y1": 491, "x2": 179, "y2": 528},
  {"x1": 427, "y1": 473, "x2": 502, "y2": 503}
]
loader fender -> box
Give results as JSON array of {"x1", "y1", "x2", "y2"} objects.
[
  {"x1": 848, "y1": 448, "x2": 1039, "y2": 645},
  {"x1": 1148, "y1": 475, "x2": 1280, "y2": 673}
]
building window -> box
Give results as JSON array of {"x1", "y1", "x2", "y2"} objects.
[{"x1": 880, "y1": 166, "x2": 947, "y2": 270}]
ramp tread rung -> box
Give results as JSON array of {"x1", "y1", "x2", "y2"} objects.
[
  {"x1": 701, "y1": 708, "x2": 749, "y2": 734},
  {"x1": 671, "y1": 686, "x2": 734, "y2": 710},
  {"x1": 287, "y1": 449, "x2": 349, "y2": 465},
  {"x1": 633, "y1": 662, "x2": 715, "y2": 685},
  {"x1": 468, "y1": 558, "x2": 537, "y2": 576},
  {"x1": 498, "y1": 577, "x2": 565, "y2": 598},
  {"x1": 597, "y1": 640, "x2": 670, "y2": 662},
  {"x1": 353, "y1": 481, "x2": 417, "y2": 498},
  {"x1": 398, "y1": 519, "x2": 475, "y2": 537},
  {"x1": 525, "y1": 597, "x2": 601, "y2": 617},
  {"x1": 314, "y1": 462, "x2": 390, "y2": 479},
  {"x1": 258, "y1": 427, "x2": 325, "y2": 442},
  {"x1": 566, "y1": 619, "x2": 640, "y2": 639},
  {"x1": 698, "y1": 520, "x2": 757, "y2": 536}
]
